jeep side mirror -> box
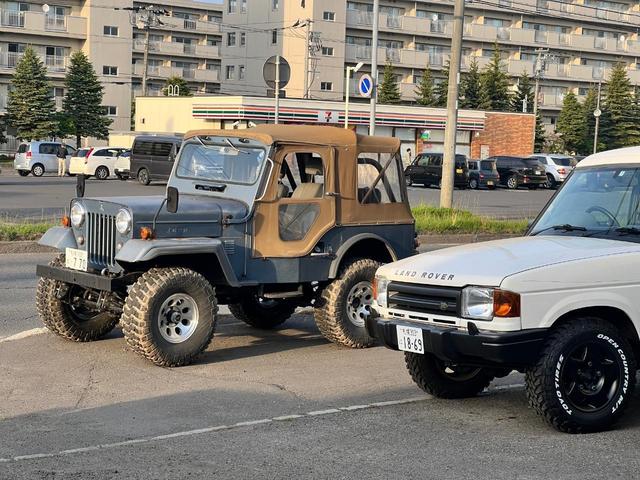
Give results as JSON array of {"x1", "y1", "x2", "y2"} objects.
[
  {"x1": 167, "y1": 186, "x2": 179, "y2": 213},
  {"x1": 76, "y1": 174, "x2": 86, "y2": 198}
]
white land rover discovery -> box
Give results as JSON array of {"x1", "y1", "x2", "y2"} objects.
[{"x1": 368, "y1": 146, "x2": 640, "y2": 433}]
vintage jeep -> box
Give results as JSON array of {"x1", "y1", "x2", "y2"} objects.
[{"x1": 36, "y1": 125, "x2": 415, "y2": 366}]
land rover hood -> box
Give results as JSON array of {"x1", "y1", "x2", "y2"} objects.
[{"x1": 378, "y1": 236, "x2": 640, "y2": 288}]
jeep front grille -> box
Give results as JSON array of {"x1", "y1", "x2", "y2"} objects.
[
  {"x1": 387, "y1": 282, "x2": 461, "y2": 317},
  {"x1": 87, "y1": 212, "x2": 117, "y2": 269}
]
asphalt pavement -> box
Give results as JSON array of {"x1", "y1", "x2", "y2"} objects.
[
  {"x1": 2, "y1": 253, "x2": 640, "y2": 479},
  {"x1": 0, "y1": 168, "x2": 553, "y2": 221}
]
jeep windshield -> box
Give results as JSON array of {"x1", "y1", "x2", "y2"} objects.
[
  {"x1": 530, "y1": 166, "x2": 640, "y2": 242},
  {"x1": 176, "y1": 138, "x2": 267, "y2": 185}
]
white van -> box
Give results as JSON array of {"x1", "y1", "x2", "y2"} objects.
[
  {"x1": 69, "y1": 147, "x2": 128, "y2": 180},
  {"x1": 14, "y1": 141, "x2": 76, "y2": 177}
]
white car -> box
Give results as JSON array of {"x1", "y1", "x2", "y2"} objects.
[
  {"x1": 369, "y1": 146, "x2": 640, "y2": 433},
  {"x1": 529, "y1": 153, "x2": 575, "y2": 189},
  {"x1": 114, "y1": 150, "x2": 131, "y2": 180},
  {"x1": 69, "y1": 147, "x2": 128, "y2": 180},
  {"x1": 14, "y1": 141, "x2": 76, "y2": 177}
]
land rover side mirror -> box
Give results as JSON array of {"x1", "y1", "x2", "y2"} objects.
[
  {"x1": 76, "y1": 174, "x2": 86, "y2": 198},
  {"x1": 167, "y1": 186, "x2": 179, "y2": 213}
]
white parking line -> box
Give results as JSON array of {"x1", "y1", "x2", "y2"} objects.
[{"x1": 0, "y1": 328, "x2": 47, "y2": 344}]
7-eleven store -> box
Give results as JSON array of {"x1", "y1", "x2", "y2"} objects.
[{"x1": 124, "y1": 95, "x2": 535, "y2": 164}]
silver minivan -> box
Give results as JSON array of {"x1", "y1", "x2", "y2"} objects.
[{"x1": 14, "y1": 141, "x2": 76, "y2": 177}]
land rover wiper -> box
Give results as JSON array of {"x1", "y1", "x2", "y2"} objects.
[
  {"x1": 614, "y1": 226, "x2": 640, "y2": 235},
  {"x1": 532, "y1": 224, "x2": 587, "y2": 235}
]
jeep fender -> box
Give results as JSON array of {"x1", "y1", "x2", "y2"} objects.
[
  {"x1": 115, "y1": 238, "x2": 242, "y2": 287},
  {"x1": 328, "y1": 233, "x2": 398, "y2": 279},
  {"x1": 39, "y1": 226, "x2": 78, "y2": 250}
]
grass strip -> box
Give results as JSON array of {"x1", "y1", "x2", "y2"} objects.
[
  {"x1": 412, "y1": 205, "x2": 529, "y2": 235},
  {"x1": 0, "y1": 223, "x2": 54, "y2": 241}
]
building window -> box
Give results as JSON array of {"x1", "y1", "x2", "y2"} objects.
[
  {"x1": 240, "y1": 32, "x2": 246, "y2": 46},
  {"x1": 239, "y1": 65, "x2": 245, "y2": 79},
  {"x1": 271, "y1": 29, "x2": 278, "y2": 44},
  {"x1": 321, "y1": 46, "x2": 334, "y2": 56},
  {"x1": 272, "y1": 0, "x2": 279, "y2": 10},
  {"x1": 320, "y1": 82, "x2": 333, "y2": 91},
  {"x1": 323, "y1": 11, "x2": 335, "y2": 21},
  {"x1": 241, "y1": 0, "x2": 247, "y2": 13},
  {"x1": 228, "y1": 0, "x2": 236, "y2": 13},
  {"x1": 227, "y1": 32, "x2": 236, "y2": 46},
  {"x1": 104, "y1": 106, "x2": 117, "y2": 116},
  {"x1": 103, "y1": 25, "x2": 118, "y2": 36},
  {"x1": 226, "y1": 65, "x2": 235, "y2": 80},
  {"x1": 102, "y1": 65, "x2": 118, "y2": 76}
]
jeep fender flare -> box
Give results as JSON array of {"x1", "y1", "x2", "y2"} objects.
[
  {"x1": 328, "y1": 233, "x2": 398, "y2": 279},
  {"x1": 39, "y1": 226, "x2": 78, "y2": 250},
  {"x1": 115, "y1": 238, "x2": 243, "y2": 287}
]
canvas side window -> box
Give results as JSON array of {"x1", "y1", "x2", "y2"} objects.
[
  {"x1": 278, "y1": 151, "x2": 325, "y2": 241},
  {"x1": 357, "y1": 152, "x2": 403, "y2": 204}
]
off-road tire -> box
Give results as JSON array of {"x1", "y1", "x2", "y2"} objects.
[
  {"x1": 35, "y1": 254, "x2": 118, "y2": 341},
  {"x1": 121, "y1": 267, "x2": 217, "y2": 367},
  {"x1": 525, "y1": 318, "x2": 636, "y2": 433},
  {"x1": 31, "y1": 163, "x2": 45, "y2": 177},
  {"x1": 95, "y1": 166, "x2": 109, "y2": 180},
  {"x1": 229, "y1": 297, "x2": 296, "y2": 329},
  {"x1": 314, "y1": 258, "x2": 380, "y2": 348},
  {"x1": 405, "y1": 352, "x2": 495, "y2": 399},
  {"x1": 137, "y1": 168, "x2": 151, "y2": 185},
  {"x1": 18, "y1": 170, "x2": 29, "y2": 177}
]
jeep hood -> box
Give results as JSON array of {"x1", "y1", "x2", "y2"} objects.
[{"x1": 378, "y1": 236, "x2": 640, "y2": 288}]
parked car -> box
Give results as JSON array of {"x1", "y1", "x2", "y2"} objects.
[
  {"x1": 14, "y1": 141, "x2": 76, "y2": 177},
  {"x1": 491, "y1": 156, "x2": 547, "y2": 189},
  {"x1": 467, "y1": 159, "x2": 499, "y2": 190},
  {"x1": 114, "y1": 150, "x2": 131, "y2": 180},
  {"x1": 404, "y1": 152, "x2": 469, "y2": 189},
  {"x1": 69, "y1": 147, "x2": 129, "y2": 180},
  {"x1": 130, "y1": 135, "x2": 182, "y2": 185},
  {"x1": 529, "y1": 153, "x2": 575, "y2": 189}
]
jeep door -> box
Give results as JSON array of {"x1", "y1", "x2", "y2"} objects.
[{"x1": 253, "y1": 146, "x2": 336, "y2": 258}]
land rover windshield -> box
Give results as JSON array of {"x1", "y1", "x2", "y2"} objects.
[{"x1": 531, "y1": 166, "x2": 640, "y2": 241}]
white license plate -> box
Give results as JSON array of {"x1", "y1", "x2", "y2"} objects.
[
  {"x1": 535, "y1": 171, "x2": 541, "y2": 175},
  {"x1": 487, "y1": 180, "x2": 494, "y2": 186},
  {"x1": 396, "y1": 325, "x2": 425, "y2": 354},
  {"x1": 65, "y1": 247, "x2": 88, "y2": 271}
]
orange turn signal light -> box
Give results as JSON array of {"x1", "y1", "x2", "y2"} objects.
[
  {"x1": 493, "y1": 289, "x2": 521, "y2": 318},
  {"x1": 140, "y1": 226, "x2": 155, "y2": 240},
  {"x1": 61, "y1": 215, "x2": 71, "y2": 228}
]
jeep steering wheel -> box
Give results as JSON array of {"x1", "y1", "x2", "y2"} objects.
[{"x1": 586, "y1": 206, "x2": 619, "y2": 227}]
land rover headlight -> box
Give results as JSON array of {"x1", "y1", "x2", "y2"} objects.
[
  {"x1": 373, "y1": 275, "x2": 390, "y2": 308},
  {"x1": 70, "y1": 202, "x2": 86, "y2": 227},
  {"x1": 116, "y1": 208, "x2": 132, "y2": 234},
  {"x1": 461, "y1": 287, "x2": 521, "y2": 320}
]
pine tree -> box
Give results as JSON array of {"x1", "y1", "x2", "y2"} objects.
[
  {"x1": 600, "y1": 63, "x2": 640, "y2": 149},
  {"x1": 581, "y1": 87, "x2": 599, "y2": 154},
  {"x1": 433, "y1": 60, "x2": 450, "y2": 107},
  {"x1": 414, "y1": 67, "x2": 435, "y2": 106},
  {"x1": 459, "y1": 57, "x2": 482, "y2": 109},
  {"x1": 162, "y1": 76, "x2": 192, "y2": 96},
  {"x1": 62, "y1": 50, "x2": 111, "y2": 148},
  {"x1": 479, "y1": 43, "x2": 511, "y2": 111},
  {"x1": 511, "y1": 71, "x2": 534, "y2": 113},
  {"x1": 378, "y1": 61, "x2": 401, "y2": 104},
  {"x1": 5, "y1": 46, "x2": 57, "y2": 141},
  {"x1": 534, "y1": 114, "x2": 546, "y2": 152},
  {"x1": 556, "y1": 92, "x2": 586, "y2": 154},
  {"x1": 0, "y1": 116, "x2": 7, "y2": 145}
]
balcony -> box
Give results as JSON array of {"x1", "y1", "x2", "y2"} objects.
[
  {"x1": 133, "y1": 40, "x2": 220, "y2": 58},
  {"x1": 541, "y1": 93, "x2": 564, "y2": 107},
  {"x1": 0, "y1": 10, "x2": 86, "y2": 37},
  {"x1": 0, "y1": 51, "x2": 68, "y2": 74},
  {"x1": 132, "y1": 63, "x2": 220, "y2": 83}
]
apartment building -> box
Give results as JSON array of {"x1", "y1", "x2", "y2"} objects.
[
  {"x1": 0, "y1": 0, "x2": 222, "y2": 148},
  {"x1": 221, "y1": 0, "x2": 640, "y2": 128}
]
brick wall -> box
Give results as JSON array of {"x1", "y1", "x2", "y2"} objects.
[{"x1": 470, "y1": 112, "x2": 535, "y2": 159}]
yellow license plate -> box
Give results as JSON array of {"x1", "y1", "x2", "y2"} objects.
[{"x1": 456, "y1": 168, "x2": 463, "y2": 174}]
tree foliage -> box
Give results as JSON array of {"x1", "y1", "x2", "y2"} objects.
[
  {"x1": 534, "y1": 114, "x2": 546, "y2": 152},
  {"x1": 599, "y1": 63, "x2": 640, "y2": 150},
  {"x1": 5, "y1": 46, "x2": 57, "y2": 141},
  {"x1": 479, "y1": 43, "x2": 511, "y2": 111},
  {"x1": 414, "y1": 67, "x2": 435, "y2": 106},
  {"x1": 433, "y1": 60, "x2": 450, "y2": 107},
  {"x1": 378, "y1": 61, "x2": 401, "y2": 104},
  {"x1": 511, "y1": 71, "x2": 534, "y2": 113},
  {"x1": 556, "y1": 92, "x2": 586, "y2": 154},
  {"x1": 459, "y1": 57, "x2": 482, "y2": 109},
  {"x1": 62, "y1": 50, "x2": 111, "y2": 148},
  {"x1": 162, "y1": 76, "x2": 192, "y2": 97}
]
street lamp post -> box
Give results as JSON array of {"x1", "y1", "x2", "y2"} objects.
[
  {"x1": 344, "y1": 62, "x2": 364, "y2": 129},
  {"x1": 593, "y1": 81, "x2": 602, "y2": 154}
]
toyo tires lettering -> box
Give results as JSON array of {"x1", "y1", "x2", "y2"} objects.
[
  {"x1": 597, "y1": 334, "x2": 630, "y2": 413},
  {"x1": 554, "y1": 354, "x2": 573, "y2": 415}
]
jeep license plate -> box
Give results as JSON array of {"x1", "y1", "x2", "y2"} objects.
[
  {"x1": 65, "y1": 247, "x2": 88, "y2": 272},
  {"x1": 396, "y1": 325, "x2": 424, "y2": 354}
]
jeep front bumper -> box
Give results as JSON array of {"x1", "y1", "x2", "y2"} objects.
[
  {"x1": 36, "y1": 264, "x2": 140, "y2": 292},
  {"x1": 366, "y1": 310, "x2": 547, "y2": 368}
]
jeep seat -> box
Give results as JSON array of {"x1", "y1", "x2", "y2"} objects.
[
  {"x1": 291, "y1": 182, "x2": 323, "y2": 199},
  {"x1": 358, "y1": 187, "x2": 382, "y2": 204}
]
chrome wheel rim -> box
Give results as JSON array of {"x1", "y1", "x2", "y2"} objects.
[
  {"x1": 158, "y1": 293, "x2": 199, "y2": 344},
  {"x1": 346, "y1": 281, "x2": 373, "y2": 327},
  {"x1": 470, "y1": 179, "x2": 477, "y2": 189},
  {"x1": 33, "y1": 165, "x2": 43, "y2": 176},
  {"x1": 508, "y1": 177, "x2": 517, "y2": 189},
  {"x1": 139, "y1": 170, "x2": 148, "y2": 183},
  {"x1": 97, "y1": 168, "x2": 108, "y2": 179}
]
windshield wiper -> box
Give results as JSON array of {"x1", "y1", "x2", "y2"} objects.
[
  {"x1": 614, "y1": 226, "x2": 640, "y2": 235},
  {"x1": 224, "y1": 138, "x2": 250, "y2": 155},
  {"x1": 532, "y1": 224, "x2": 587, "y2": 235}
]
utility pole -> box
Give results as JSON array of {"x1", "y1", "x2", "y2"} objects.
[
  {"x1": 369, "y1": 0, "x2": 379, "y2": 135},
  {"x1": 439, "y1": 0, "x2": 465, "y2": 209},
  {"x1": 532, "y1": 48, "x2": 549, "y2": 149},
  {"x1": 303, "y1": 19, "x2": 311, "y2": 99},
  {"x1": 522, "y1": 94, "x2": 528, "y2": 113},
  {"x1": 142, "y1": 14, "x2": 151, "y2": 97},
  {"x1": 593, "y1": 81, "x2": 602, "y2": 154}
]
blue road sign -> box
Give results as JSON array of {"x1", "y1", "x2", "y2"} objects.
[{"x1": 358, "y1": 74, "x2": 373, "y2": 98}]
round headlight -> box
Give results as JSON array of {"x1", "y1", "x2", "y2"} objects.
[
  {"x1": 70, "y1": 202, "x2": 86, "y2": 227},
  {"x1": 116, "y1": 208, "x2": 132, "y2": 234}
]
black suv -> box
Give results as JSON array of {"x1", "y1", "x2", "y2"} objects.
[
  {"x1": 130, "y1": 135, "x2": 182, "y2": 185},
  {"x1": 467, "y1": 159, "x2": 499, "y2": 189},
  {"x1": 404, "y1": 152, "x2": 468, "y2": 189},
  {"x1": 491, "y1": 156, "x2": 547, "y2": 190}
]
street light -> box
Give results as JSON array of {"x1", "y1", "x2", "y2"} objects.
[{"x1": 344, "y1": 61, "x2": 364, "y2": 129}]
